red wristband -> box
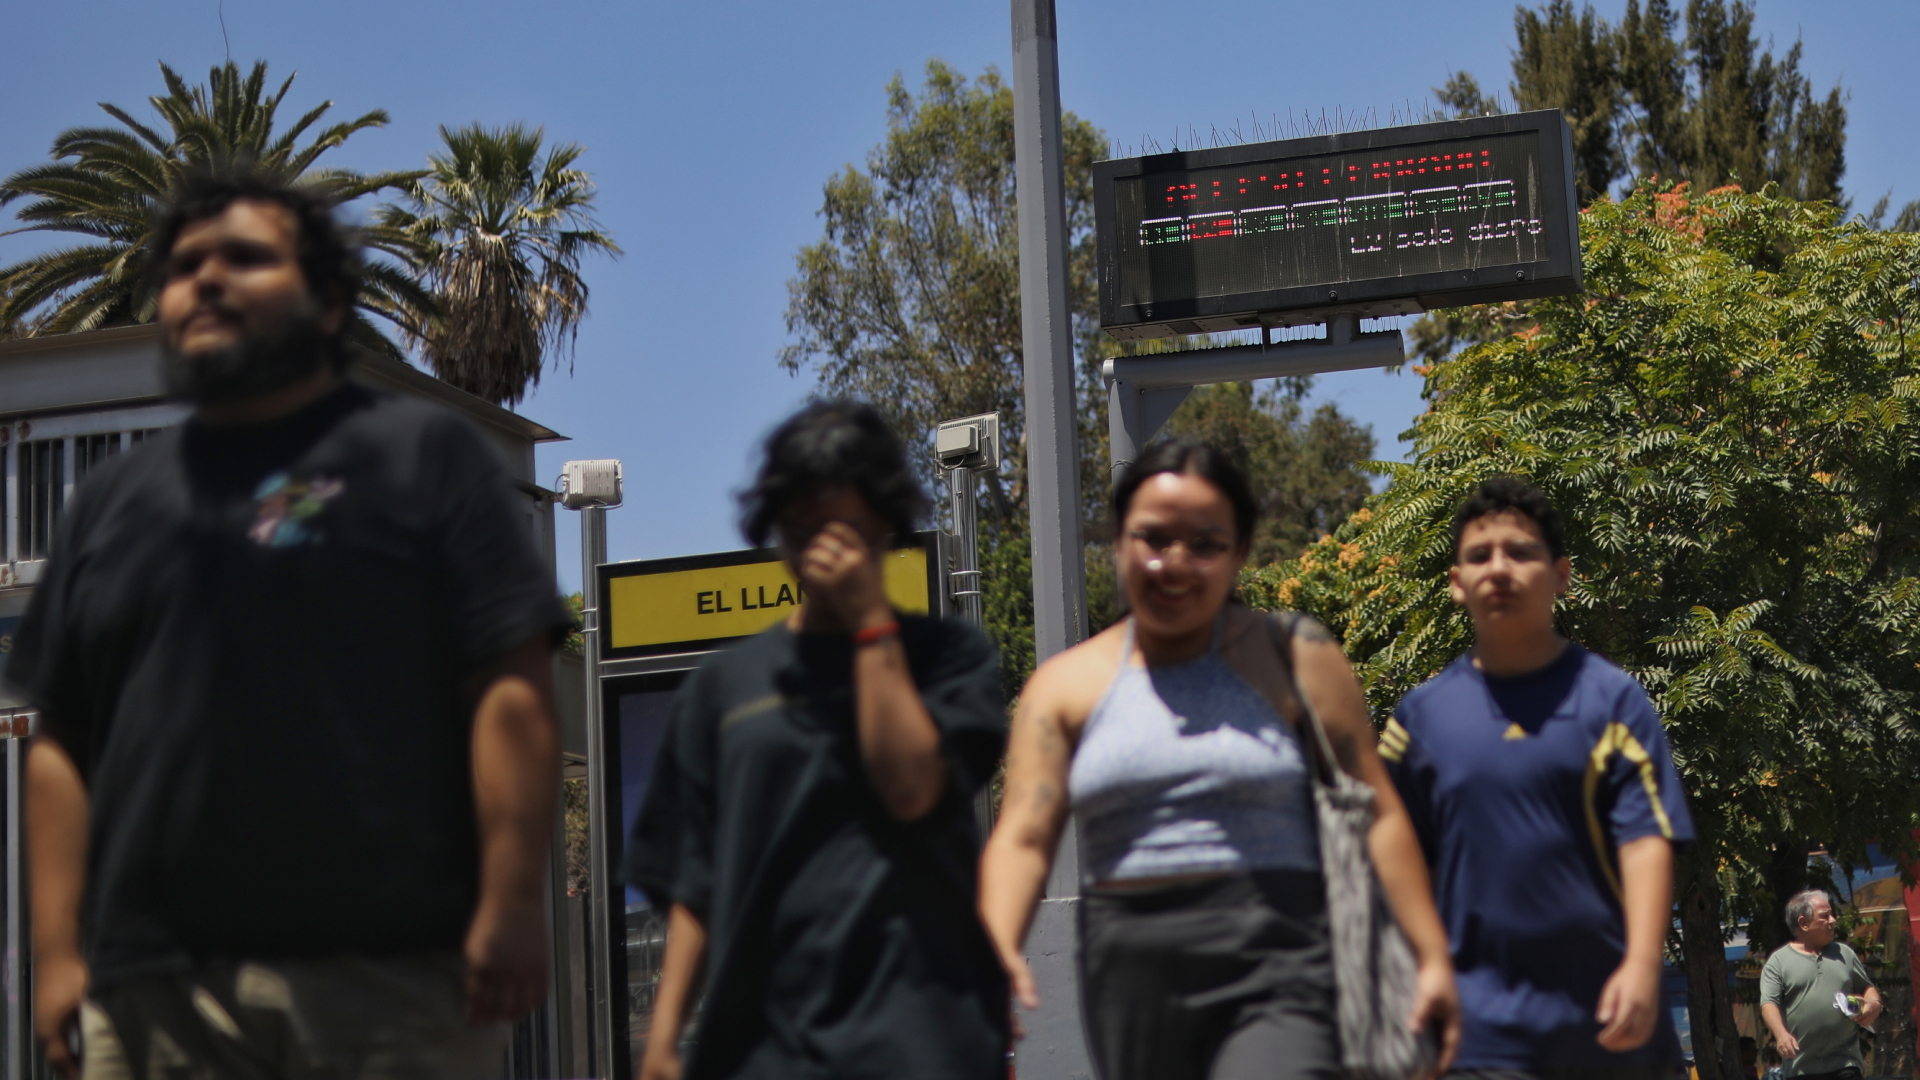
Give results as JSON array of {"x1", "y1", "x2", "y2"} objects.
[{"x1": 853, "y1": 620, "x2": 900, "y2": 646}]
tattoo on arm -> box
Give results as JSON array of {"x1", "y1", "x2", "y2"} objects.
[
  {"x1": 1330, "y1": 719, "x2": 1369, "y2": 775},
  {"x1": 1034, "y1": 718, "x2": 1064, "y2": 757}
]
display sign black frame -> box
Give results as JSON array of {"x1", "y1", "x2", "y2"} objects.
[{"x1": 1093, "y1": 110, "x2": 1581, "y2": 339}]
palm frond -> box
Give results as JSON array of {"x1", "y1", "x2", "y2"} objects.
[
  {"x1": 284, "y1": 110, "x2": 392, "y2": 177},
  {"x1": 0, "y1": 242, "x2": 126, "y2": 315},
  {"x1": 392, "y1": 122, "x2": 619, "y2": 404},
  {"x1": 265, "y1": 100, "x2": 333, "y2": 162},
  {"x1": 89, "y1": 107, "x2": 170, "y2": 155},
  {"x1": 1, "y1": 60, "x2": 406, "y2": 337},
  {"x1": 344, "y1": 311, "x2": 407, "y2": 360}
]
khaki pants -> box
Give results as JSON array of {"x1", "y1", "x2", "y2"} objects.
[{"x1": 79, "y1": 953, "x2": 506, "y2": 1080}]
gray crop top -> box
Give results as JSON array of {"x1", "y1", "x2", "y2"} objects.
[{"x1": 1067, "y1": 614, "x2": 1319, "y2": 884}]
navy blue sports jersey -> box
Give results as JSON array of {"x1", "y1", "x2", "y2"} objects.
[{"x1": 1382, "y1": 643, "x2": 1695, "y2": 1069}]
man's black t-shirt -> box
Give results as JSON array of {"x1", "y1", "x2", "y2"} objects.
[
  {"x1": 5, "y1": 382, "x2": 569, "y2": 989},
  {"x1": 627, "y1": 618, "x2": 1010, "y2": 1080}
]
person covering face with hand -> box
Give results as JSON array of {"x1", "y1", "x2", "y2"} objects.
[
  {"x1": 626, "y1": 401, "x2": 1009, "y2": 1080},
  {"x1": 1382, "y1": 476, "x2": 1695, "y2": 1080},
  {"x1": 8, "y1": 171, "x2": 570, "y2": 1080}
]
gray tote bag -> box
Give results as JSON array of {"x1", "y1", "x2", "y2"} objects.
[{"x1": 1267, "y1": 612, "x2": 1436, "y2": 1080}]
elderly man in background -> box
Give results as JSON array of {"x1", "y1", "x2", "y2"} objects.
[{"x1": 1759, "y1": 889, "x2": 1881, "y2": 1080}]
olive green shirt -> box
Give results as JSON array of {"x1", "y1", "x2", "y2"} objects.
[{"x1": 1759, "y1": 940, "x2": 1875, "y2": 1077}]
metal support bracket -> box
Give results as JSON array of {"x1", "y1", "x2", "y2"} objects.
[{"x1": 1103, "y1": 314, "x2": 1405, "y2": 474}]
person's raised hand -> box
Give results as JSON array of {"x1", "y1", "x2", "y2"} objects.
[
  {"x1": 1410, "y1": 955, "x2": 1461, "y2": 1076},
  {"x1": 35, "y1": 951, "x2": 87, "y2": 1079},
  {"x1": 1595, "y1": 956, "x2": 1660, "y2": 1051},
  {"x1": 798, "y1": 522, "x2": 891, "y2": 630},
  {"x1": 464, "y1": 894, "x2": 550, "y2": 1025}
]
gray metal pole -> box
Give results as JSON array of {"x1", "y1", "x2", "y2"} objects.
[
  {"x1": 1014, "y1": 3, "x2": 1093, "y2": 1076},
  {"x1": 580, "y1": 507, "x2": 617, "y2": 1080},
  {"x1": 1013, "y1": 0, "x2": 1086, "y2": 665},
  {"x1": 5, "y1": 725, "x2": 24, "y2": 1080}
]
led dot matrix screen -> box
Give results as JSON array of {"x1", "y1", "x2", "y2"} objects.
[{"x1": 1094, "y1": 111, "x2": 1580, "y2": 338}]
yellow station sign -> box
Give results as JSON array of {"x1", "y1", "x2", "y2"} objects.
[{"x1": 606, "y1": 545, "x2": 931, "y2": 653}]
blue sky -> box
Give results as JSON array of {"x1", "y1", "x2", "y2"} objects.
[{"x1": 4, "y1": 0, "x2": 1915, "y2": 593}]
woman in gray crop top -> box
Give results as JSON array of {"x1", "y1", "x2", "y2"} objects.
[{"x1": 980, "y1": 439, "x2": 1460, "y2": 1080}]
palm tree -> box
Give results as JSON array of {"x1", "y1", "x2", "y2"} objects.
[
  {"x1": 0, "y1": 61, "x2": 429, "y2": 352},
  {"x1": 380, "y1": 123, "x2": 619, "y2": 406}
]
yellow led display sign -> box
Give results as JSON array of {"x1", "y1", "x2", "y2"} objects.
[{"x1": 605, "y1": 544, "x2": 932, "y2": 654}]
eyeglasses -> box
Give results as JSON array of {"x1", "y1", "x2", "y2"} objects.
[{"x1": 1126, "y1": 530, "x2": 1235, "y2": 564}]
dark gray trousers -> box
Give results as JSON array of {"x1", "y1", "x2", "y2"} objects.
[{"x1": 1078, "y1": 870, "x2": 1339, "y2": 1080}]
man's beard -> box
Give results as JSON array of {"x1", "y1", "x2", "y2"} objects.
[{"x1": 163, "y1": 305, "x2": 338, "y2": 406}]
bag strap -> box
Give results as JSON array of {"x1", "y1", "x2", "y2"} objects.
[{"x1": 1263, "y1": 611, "x2": 1344, "y2": 787}]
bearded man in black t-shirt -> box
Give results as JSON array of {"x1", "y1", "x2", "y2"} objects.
[{"x1": 6, "y1": 172, "x2": 571, "y2": 1079}]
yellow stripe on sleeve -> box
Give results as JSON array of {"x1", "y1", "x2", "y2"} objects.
[
  {"x1": 1583, "y1": 721, "x2": 1676, "y2": 898},
  {"x1": 1378, "y1": 716, "x2": 1411, "y2": 763}
]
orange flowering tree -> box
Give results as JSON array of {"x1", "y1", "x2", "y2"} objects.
[{"x1": 1243, "y1": 182, "x2": 1920, "y2": 1080}]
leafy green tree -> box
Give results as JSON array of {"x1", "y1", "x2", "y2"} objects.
[
  {"x1": 1622, "y1": 0, "x2": 1846, "y2": 202},
  {"x1": 379, "y1": 124, "x2": 619, "y2": 406},
  {"x1": 1616, "y1": 0, "x2": 1690, "y2": 183},
  {"x1": 1513, "y1": 0, "x2": 1626, "y2": 202},
  {"x1": 1415, "y1": 0, "x2": 1852, "y2": 369},
  {"x1": 1865, "y1": 192, "x2": 1920, "y2": 234},
  {"x1": 781, "y1": 62, "x2": 1379, "y2": 691},
  {"x1": 780, "y1": 62, "x2": 1100, "y2": 693},
  {"x1": 1243, "y1": 184, "x2": 1920, "y2": 1080},
  {"x1": 1440, "y1": 0, "x2": 1846, "y2": 204},
  {"x1": 781, "y1": 61, "x2": 1103, "y2": 527},
  {"x1": 1434, "y1": 72, "x2": 1504, "y2": 120},
  {"x1": 1161, "y1": 380, "x2": 1374, "y2": 567},
  {"x1": 0, "y1": 61, "x2": 427, "y2": 350}
]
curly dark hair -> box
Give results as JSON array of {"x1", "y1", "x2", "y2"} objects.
[
  {"x1": 1112, "y1": 438, "x2": 1259, "y2": 546},
  {"x1": 739, "y1": 401, "x2": 928, "y2": 548},
  {"x1": 1449, "y1": 475, "x2": 1567, "y2": 560},
  {"x1": 149, "y1": 169, "x2": 363, "y2": 330}
]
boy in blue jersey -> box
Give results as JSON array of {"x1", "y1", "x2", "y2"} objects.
[{"x1": 1381, "y1": 477, "x2": 1695, "y2": 1079}]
